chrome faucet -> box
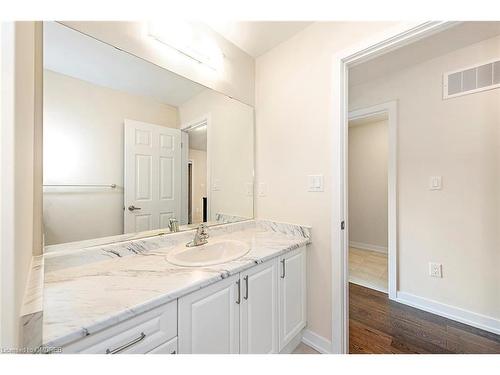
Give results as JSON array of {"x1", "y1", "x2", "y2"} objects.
[
  {"x1": 168, "y1": 217, "x2": 179, "y2": 233},
  {"x1": 186, "y1": 224, "x2": 209, "y2": 247}
]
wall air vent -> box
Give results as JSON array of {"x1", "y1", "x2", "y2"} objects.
[{"x1": 443, "y1": 59, "x2": 500, "y2": 99}]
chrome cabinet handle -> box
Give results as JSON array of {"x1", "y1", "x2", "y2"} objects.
[
  {"x1": 244, "y1": 275, "x2": 249, "y2": 300},
  {"x1": 106, "y1": 332, "x2": 146, "y2": 354},
  {"x1": 281, "y1": 259, "x2": 286, "y2": 279},
  {"x1": 236, "y1": 279, "x2": 241, "y2": 304},
  {"x1": 128, "y1": 205, "x2": 142, "y2": 211}
]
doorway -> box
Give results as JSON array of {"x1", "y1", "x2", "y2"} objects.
[
  {"x1": 182, "y1": 120, "x2": 208, "y2": 225},
  {"x1": 347, "y1": 102, "x2": 397, "y2": 299},
  {"x1": 348, "y1": 111, "x2": 389, "y2": 294}
]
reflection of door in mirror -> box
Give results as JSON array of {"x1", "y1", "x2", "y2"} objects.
[
  {"x1": 182, "y1": 123, "x2": 208, "y2": 225},
  {"x1": 123, "y1": 119, "x2": 181, "y2": 234}
]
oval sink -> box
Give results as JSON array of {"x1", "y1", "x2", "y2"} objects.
[{"x1": 166, "y1": 239, "x2": 250, "y2": 267}]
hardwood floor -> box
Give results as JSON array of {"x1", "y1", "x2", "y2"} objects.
[
  {"x1": 349, "y1": 247, "x2": 388, "y2": 292},
  {"x1": 349, "y1": 283, "x2": 500, "y2": 354}
]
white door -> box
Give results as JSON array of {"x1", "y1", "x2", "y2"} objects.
[
  {"x1": 278, "y1": 246, "x2": 307, "y2": 351},
  {"x1": 124, "y1": 119, "x2": 181, "y2": 233},
  {"x1": 240, "y1": 259, "x2": 279, "y2": 354},
  {"x1": 178, "y1": 274, "x2": 240, "y2": 354}
]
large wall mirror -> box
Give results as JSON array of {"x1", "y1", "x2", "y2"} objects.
[{"x1": 42, "y1": 22, "x2": 254, "y2": 249}]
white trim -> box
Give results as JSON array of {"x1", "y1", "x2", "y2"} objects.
[
  {"x1": 349, "y1": 241, "x2": 387, "y2": 254},
  {"x1": 396, "y1": 291, "x2": 500, "y2": 335},
  {"x1": 1, "y1": 21, "x2": 16, "y2": 348},
  {"x1": 279, "y1": 329, "x2": 304, "y2": 354},
  {"x1": 301, "y1": 329, "x2": 332, "y2": 354},
  {"x1": 348, "y1": 100, "x2": 397, "y2": 300},
  {"x1": 331, "y1": 21, "x2": 460, "y2": 354}
]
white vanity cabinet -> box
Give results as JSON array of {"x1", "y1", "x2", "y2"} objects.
[
  {"x1": 61, "y1": 300, "x2": 178, "y2": 354},
  {"x1": 178, "y1": 246, "x2": 306, "y2": 354},
  {"x1": 278, "y1": 247, "x2": 307, "y2": 351},
  {"x1": 240, "y1": 258, "x2": 279, "y2": 354},
  {"x1": 178, "y1": 274, "x2": 241, "y2": 353}
]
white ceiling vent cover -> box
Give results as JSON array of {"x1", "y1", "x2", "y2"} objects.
[{"x1": 443, "y1": 59, "x2": 500, "y2": 99}]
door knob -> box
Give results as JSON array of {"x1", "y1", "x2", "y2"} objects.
[{"x1": 128, "y1": 205, "x2": 142, "y2": 211}]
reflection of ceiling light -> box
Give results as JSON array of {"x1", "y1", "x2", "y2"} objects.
[{"x1": 148, "y1": 21, "x2": 224, "y2": 70}]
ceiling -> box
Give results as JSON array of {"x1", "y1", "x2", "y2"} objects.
[
  {"x1": 204, "y1": 21, "x2": 312, "y2": 57},
  {"x1": 44, "y1": 22, "x2": 206, "y2": 106},
  {"x1": 350, "y1": 22, "x2": 500, "y2": 86}
]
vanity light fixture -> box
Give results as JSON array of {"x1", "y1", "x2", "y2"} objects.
[{"x1": 148, "y1": 20, "x2": 224, "y2": 71}]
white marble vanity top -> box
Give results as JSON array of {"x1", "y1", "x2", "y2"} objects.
[{"x1": 41, "y1": 220, "x2": 311, "y2": 349}]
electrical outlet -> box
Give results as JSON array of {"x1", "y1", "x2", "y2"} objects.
[{"x1": 429, "y1": 262, "x2": 442, "y2": 278}]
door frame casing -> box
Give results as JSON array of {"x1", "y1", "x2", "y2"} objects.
[
  {"x1": 330, "y1": 21, "x2": 461, "y2": 354},
  {"x1": 348, "y1": 101, "x2": 397, "y2": 299}
]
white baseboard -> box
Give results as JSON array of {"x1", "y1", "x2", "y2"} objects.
[
  {"x1": 396, "y1": 291, "x2": 500, "y2": 335},
  {"x1": 301, "y1": 329, "x2": 332, "y2": 354},
  {"x1": 280, "y1": 329, "x2": 304, "y2": 354},
  {"x1": 349, "y1": 241, "x2": 387, "y2": 254}
]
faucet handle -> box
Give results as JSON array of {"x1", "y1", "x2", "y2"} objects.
[
  {"x1": 169, "y1": 217, "x2": 179, "y2": 232},
  {"x1": 198, "y1": 223, "x2": 209, "y2": 238}
]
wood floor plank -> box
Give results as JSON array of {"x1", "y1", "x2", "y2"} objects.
[{"x1": 349, "y1": 283, "x2": 500, "y2": 354}]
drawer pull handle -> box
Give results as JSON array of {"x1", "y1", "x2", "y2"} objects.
[
  {"x1": 281, "y1": 259, "x2": 286, "y2": 279},
  {"x1": 236, "y1": 279, "x2": 241, "y2": 304},
  {"x1": 244, "y1": 275, "x2": 249, "y2": 300},
  {"x1": 105, "y1": 332, "x2": 146, "y2": 354}
]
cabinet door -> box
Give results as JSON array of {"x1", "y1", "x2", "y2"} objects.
[
  {"x1": 240, "y1": 259, "x2": 278, "y2": 354},
  {"x1": 278, "y1": 246, "x2": 306, "y2": 351},
  {"x1": 178, "y1": 274, "x2": 240, "y2": 353}
]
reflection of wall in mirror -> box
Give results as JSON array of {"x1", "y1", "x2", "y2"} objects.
[
  {"x1": 179, "y1": 90, "x2": 254, "y2": 222},
  {"x1": 43, "y1": 70, "x2": 179, "y2": 245},
  {"x1": 188, "y1": 148, "x2": 207, "y2": 224}
]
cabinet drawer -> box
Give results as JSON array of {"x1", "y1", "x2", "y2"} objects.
[
  {"x1": 148, "y1": 337, "x2": 178, "y2": 354},
  {"x1": 62, "y1": 300, "x2": 177, "y2": 354}
]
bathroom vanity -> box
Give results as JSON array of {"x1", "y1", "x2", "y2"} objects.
[
  {"x1": 39, "y1": 220, "x2": 310, "y2": 354},
  {"x1": 24, "y1": 23, "x2": 312, "y2": 355}
]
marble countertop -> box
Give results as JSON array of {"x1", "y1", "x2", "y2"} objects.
[{"x1": 42, "y1": 220, "x2": 311, "y2": 349}]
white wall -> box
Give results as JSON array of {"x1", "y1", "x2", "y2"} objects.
[
  {"x1": 43, "y1": 70, "x2": 179, "y2": 245},
  {"x1": 188, "y1": 148, "x2": 207, "y2": 224},
  {"x1": 348, "y1": 120, "x2": 388, "y2": 250},
  {"x1": 349, "y1": 35, "x2": 500, "y2": 321},
  {"x1": 60, "y1": 21, "x2": 255, "y2": 106},
  {"x1": 1, "y1": 21, "x2": 37, "y2": 348},
  {"x1": 179, "y1": 89, "x2": 254, "y2": 221},
  {"x1": 255, "y1": 21, "x2": 399, "y2": 343}
]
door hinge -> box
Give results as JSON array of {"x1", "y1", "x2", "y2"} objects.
[{"x1": 341, "y1": 221, "x2": 345, "y2": 230}]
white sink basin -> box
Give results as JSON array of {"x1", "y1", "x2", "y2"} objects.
[{"x1": 166, "y1": 239, "x2": 250, "y2": 267}]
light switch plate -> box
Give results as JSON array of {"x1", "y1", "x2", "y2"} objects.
[
  {"x1": 429, "y1": 176, "x2": 442, "y2": 190},
  {"x1": 246, "y1": 182, "x2": 254, "y2": 197},
  {"x1": 258, "y1": 182, "x2": 268, "y2": 197},
  {"x1": 429, "y1": 262, "x2": 443, "y2": 278},
  {"x1": 308, "y1": 175, "x2": 324, "y2": 192},
  {"x1": 212, "y1": 179, "x2": 221, "y2": 191}
]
